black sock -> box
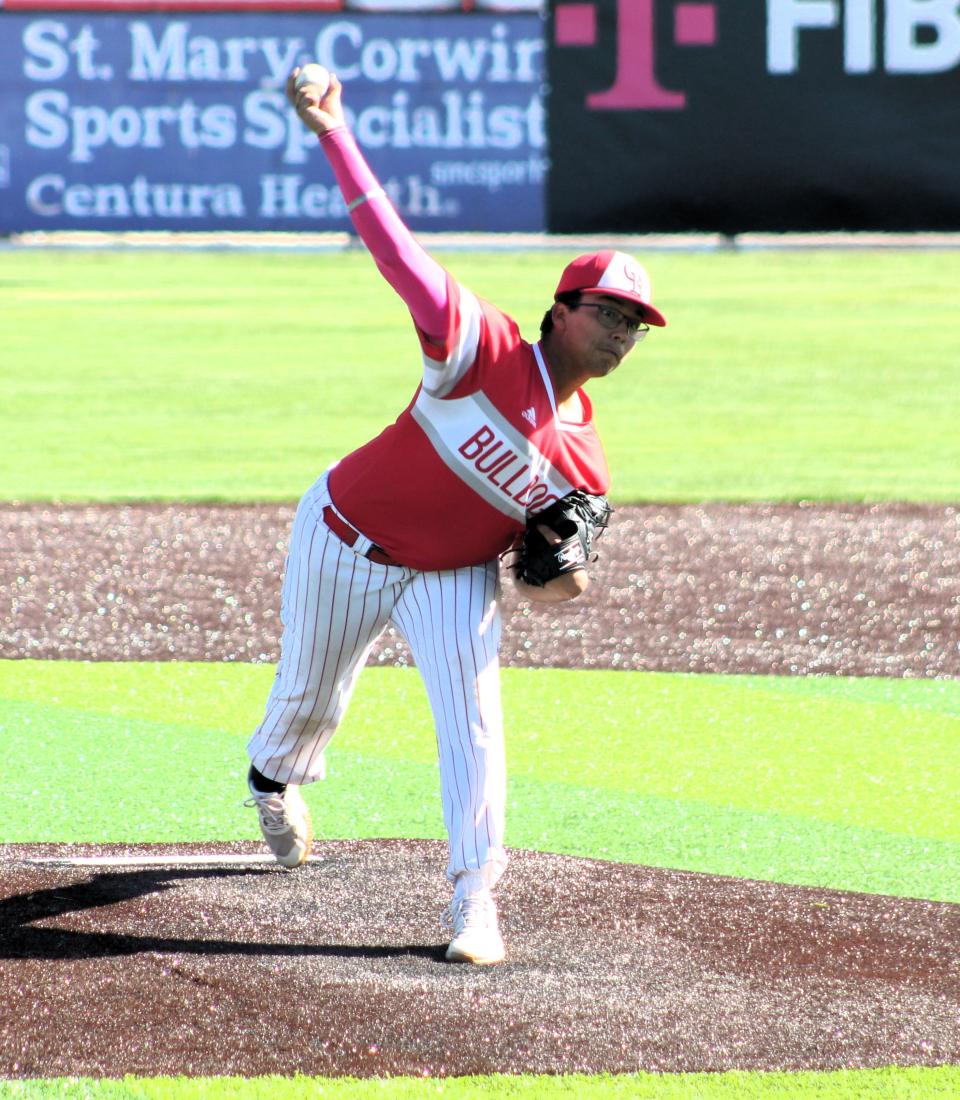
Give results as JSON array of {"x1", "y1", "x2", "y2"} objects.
[{"x1": 248, "y1": 765, "x2": 286, "y2": 795}]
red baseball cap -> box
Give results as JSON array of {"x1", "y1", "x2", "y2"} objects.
[{"x1": 555, "y1": 250, "x2": 667, "y2": 327}]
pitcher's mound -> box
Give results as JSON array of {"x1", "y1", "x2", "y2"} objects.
[{"x1": 2, "y1": 840, "x2": 957, "y2": 1077}]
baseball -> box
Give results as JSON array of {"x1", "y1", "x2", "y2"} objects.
[{"x1": 294, "y1": 63, "x2": 331, "y2": 97}]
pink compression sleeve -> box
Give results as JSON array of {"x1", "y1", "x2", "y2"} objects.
[{"x1": 320, "y1": 127, "x2": 450, "y2": 340}]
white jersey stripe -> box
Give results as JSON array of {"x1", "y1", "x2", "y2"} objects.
[
  {"x1": 420, "y1": 286, "x2": 483, "y2": 398},
  {"x1": 532, "y1": 342, "x2": 558, "y2": 419},
  {"x1": 532, "y1": 343, "x2": 592, "y2": 435},
  {"x1": 412, "y1": 389, "x2": 578, "y2": 521},
  {"x1": 471, "y1": 389, "x2": 579, "y2": 500},
  {"x1": 472, "y1": 391, "x2": 545, "y2": 467},
  {"x1": 411, "y1": 401, "x2": 521, "y2": 520}
]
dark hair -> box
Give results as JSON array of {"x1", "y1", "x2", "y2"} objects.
[{"x1": 540, "y1": 291, "x2": 582, "y2": 337}]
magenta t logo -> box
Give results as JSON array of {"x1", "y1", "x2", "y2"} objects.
[{"x1": 555, "y1": 0, "x2": 718, "y2": 110}]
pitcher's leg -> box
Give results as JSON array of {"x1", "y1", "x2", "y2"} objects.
[
  {"x1": 392, "y1": 560, "x2": 507, "y2": 888},
  {"x1": 248, "y1": 489, "x2": 400, "y2": 786}
]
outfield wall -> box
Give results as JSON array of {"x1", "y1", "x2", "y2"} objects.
[
  {"x1": 1, "y1": 0, "x2": 958, "y2": 234},
  {"x1": 0, "y1": 10, "x2": 546, "y2": 232},
  {"x1": 547, "y1": 0, "x2": 960, "y2": 234}
]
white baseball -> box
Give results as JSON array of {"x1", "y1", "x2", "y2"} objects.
[{"x1": 294, "y1": 64, "x2": 330, "y2": 97}]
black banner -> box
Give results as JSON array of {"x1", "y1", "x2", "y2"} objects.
[{"x1": 547, "y1": 0, "x2": 960, "y2": 233}]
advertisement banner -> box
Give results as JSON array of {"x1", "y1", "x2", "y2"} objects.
[
  {"x1": 548, "y1": 0, "x2": 960, "y2": 232},
  {"x1": 0, "y1": 12, "x2": 546, "y2": 231}
]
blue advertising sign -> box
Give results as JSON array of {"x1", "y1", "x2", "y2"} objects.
[{"x1": 0, "y1": 12, "x2": 545, "y2": 231}]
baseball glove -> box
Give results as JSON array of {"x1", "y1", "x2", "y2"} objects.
[{"x1": 515, "y1": 490, "x2": 613, "y2": 587}]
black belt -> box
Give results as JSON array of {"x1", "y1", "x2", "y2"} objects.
[{"x1": 322, "y1": 506, "x2": 404, "y2": 568}]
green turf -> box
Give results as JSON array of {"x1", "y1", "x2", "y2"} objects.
[
  {"x1": 5, "y1": 660, "x2": 958, "y2": 902},
  {"x1": 1, "y1": 1067, "x2": 959, "y2": 1098},
  {"x1": 2, "y1": 248, "x2": 959, "y2": 502},
  {"x1": 5, "y1": 244, "x2": 958, "y2": 1097}
]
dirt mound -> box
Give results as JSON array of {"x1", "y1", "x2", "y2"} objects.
[{"x1": 2, "y1": 840, "x2": 958, "y2": 1077}]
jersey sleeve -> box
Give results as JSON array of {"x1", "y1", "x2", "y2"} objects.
[
  {"x1": 319, "y1": 127, "x2": 450, "y2": 344},
  {"x1": 319, "y1": 126, "x2": 495, "y2": 399},
  {"x1": 416, "y1": 276, "x2": 488, "y2": 398}
]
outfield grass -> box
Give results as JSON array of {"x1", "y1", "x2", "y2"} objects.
[
  {"x1": 2, "y1": 248, "x2": 959, "y2": 503},
  {"x1": 5, "y1": 660, "x2": 958, "y2": 903},
  {"x1": 3, "y1": 1067, "x2": 960, "y2": 1099}
]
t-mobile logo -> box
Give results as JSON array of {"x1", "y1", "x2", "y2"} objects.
[
  {"x1": 556, "y1": 0, "x2": 960, "y2": 112},
  {"x1": 554, "y1": 0, "x2": 718, "y2": 110}
]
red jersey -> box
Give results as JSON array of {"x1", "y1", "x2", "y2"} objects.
[{"x1": 328, "y1": 278, "x2": 610, "y2": 571}]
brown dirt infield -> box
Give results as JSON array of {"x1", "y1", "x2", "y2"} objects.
[
  {"x1": 2, "y1": 841, "x2": 959, "y2": 1078},
  {"x1": 1, "y1": 501, "x2": 959, "y2": 1077},
  {"x1": 2, "y1": 501, "x2": 958, "y2": 676}
]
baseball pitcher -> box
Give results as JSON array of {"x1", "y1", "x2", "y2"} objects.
[{"x1": 245, "y1": 67, "x2": 667, "y2": 965}]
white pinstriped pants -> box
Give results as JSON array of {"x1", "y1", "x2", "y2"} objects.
[{"x1": 247, "y1": 473, "x2": 507, "y2": 886}]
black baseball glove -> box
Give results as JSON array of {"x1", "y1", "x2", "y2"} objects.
[{"x1": 514, "y1": 490, "x2": 613, "y2": 587}]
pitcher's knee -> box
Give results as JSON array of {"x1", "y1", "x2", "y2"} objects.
[
  {"x1": 288, "y1": 705, "x2": 343, "y2": 746},
  {"x1": 252, "y1": 699, "x2": 343, "y2": 760}
]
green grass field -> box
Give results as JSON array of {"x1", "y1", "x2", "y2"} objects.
[
  {"x1": 3, "y1": 1066, "x2": 960, "y2": 1100},
  {"x1": 4, "y1": 660, "x2": 960, "y2": 901},
  {"x1": 3, "y1": 246, "x2": 959, "y2": 1098},
  {"x1": 2, "y1": 248, "x2": 959, "y2": 502}
]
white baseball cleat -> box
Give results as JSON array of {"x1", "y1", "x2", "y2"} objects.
[
  {"x1": 444, "y1": 888, "x2": 506, "y2": 965},
  {"x1": 244, "y1": 785, "x2": 313, "y2": 868}
]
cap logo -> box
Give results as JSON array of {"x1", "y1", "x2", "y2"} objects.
[
  {"x1": 594, "y1": 251, "x2": 652, "y2": 300},
  {"x1": 620, "y1": 260, "x2": 649, "y2": 298}
]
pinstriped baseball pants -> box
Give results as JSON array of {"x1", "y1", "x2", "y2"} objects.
[{"x1": 247, "y1": 473, "x2": 508, "y2": 887}]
